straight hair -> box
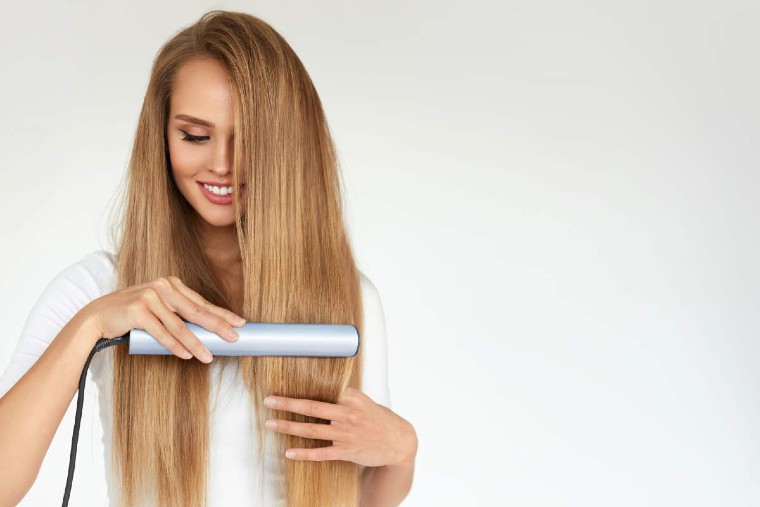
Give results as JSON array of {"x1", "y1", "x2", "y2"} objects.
[{"x1": 104, "y1": 9, "x2": 364, "y2": 506}]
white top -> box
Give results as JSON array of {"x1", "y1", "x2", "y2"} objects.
[{"x1": 0, "y1": 250, "x2": 391, "y2": 506}]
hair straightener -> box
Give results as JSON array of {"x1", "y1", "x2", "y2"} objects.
[{"x1": 61, "y1": 321, "x2": 359, "y2": 507}]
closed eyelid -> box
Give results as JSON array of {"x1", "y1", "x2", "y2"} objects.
[
  {"x1": 178, "y1": 128, "x2": 209, "y2": 142},
  {"x1": 178, "y1": 128, "x2": 207, "y2": 136}
]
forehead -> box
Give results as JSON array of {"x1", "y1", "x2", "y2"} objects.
[{"x1": 169, "y1": 58, "x2": 234, "y2": 128}]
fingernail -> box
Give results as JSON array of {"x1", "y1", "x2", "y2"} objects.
[
  {"x1": 236, "y1": 316, "x2": 246, "y2": 325},
  {"x1": 264, "y1": 396, "x2": 275, "y2": 407},
  {"x1": 228, "y1": 328, "x2": 240, "y2": 341},
  {"x1": 202, "y1": 351, "x2": 213, "y2": 363}
]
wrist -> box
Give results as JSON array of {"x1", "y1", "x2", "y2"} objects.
[
  {"x1": 76, "y1": 304, "x2": 104, "y2": 345},
  {"x1": 390, "y1": 455, "x2": 416, "y2": 470},
  {"x1": 391, "y1": 423, "x2": 418, "y2": 469}
]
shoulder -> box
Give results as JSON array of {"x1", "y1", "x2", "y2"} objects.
[
  {"x1": 356, "y1": 269, "x2": 387, "y2": 332},
  {"x1": 355, "y1": 269, "x2": 391, "y2": 406},
  {"x1": 358, "y1": 269, "x2": 386, "y2": 317},
  {"x1": 358, "y1": 269, "x2": 381, "y2": 302},
  {"x1": 47, "y1": 249, "x2": 117, "y2": 301},
  {"x1": 3, "y1": 250, "x2": 118, "y2": 388}
]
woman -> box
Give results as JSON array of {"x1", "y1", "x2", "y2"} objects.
[{"x1": 0, "y1": 10, "x2": 417, "y2": 507}]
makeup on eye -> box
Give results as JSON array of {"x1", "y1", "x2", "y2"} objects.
[{"x1": 178, "y1": 128, "x2": 210, "y2": 143}]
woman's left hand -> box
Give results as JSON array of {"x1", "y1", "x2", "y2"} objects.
[{"x1": 264, "y1": 387, "x2": 418, "y2": 468}]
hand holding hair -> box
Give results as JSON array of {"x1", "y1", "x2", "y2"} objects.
[{"x1": 263, "y1": 387, "x2": 418, "y2": 468}]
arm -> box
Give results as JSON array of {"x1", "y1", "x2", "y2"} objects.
[
  {"x1": 0, "y1": 251, "x2": 112, "y2": 505},
  {"x1": 0, "y1": 309, "x2": 101, "y2": 506},
  {"x1": 360, "y1": 433, "x2": 417, "y2": 507},
  {"x1": 358, "y1": 273, "x2": 417, "y2": 505}
]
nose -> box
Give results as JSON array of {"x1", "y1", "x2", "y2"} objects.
[{"x1": 210, "y1": 136, "x2": 234, "y2": 176}]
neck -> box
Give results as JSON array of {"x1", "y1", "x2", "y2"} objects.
[{"x1": 193, "y1": 214, "x2": 242, "y2": 269}]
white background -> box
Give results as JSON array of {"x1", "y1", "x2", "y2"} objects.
[{"x1": 1, "y1": 0, "x2": 758, "y2": 505}]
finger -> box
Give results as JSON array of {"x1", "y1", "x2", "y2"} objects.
[
  {"x1": 266, "y1": 418, "x2": 346, "y2": 442},
  {"x1": 285, "y1": 445, "x2": 346, "y2": 461},
  {"x1": 264, "y1": 396, "x2": 350, "y2": 423},
  {"x1": 135, "y1": 306, "x2": 193, "y2": 360},
  {"x1": 152, "y1": 278, "x2": 239, "y2": 343},
  {"x1": 142, "y1": 289, "x2": 213, "y2": 363},
  {"x1": 168, "y1": 276, "x2": 246, "y2": 327}
]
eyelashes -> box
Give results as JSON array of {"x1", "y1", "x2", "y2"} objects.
[{"x1": 178, "y1": 129, "x2": 209, "y2": 143}]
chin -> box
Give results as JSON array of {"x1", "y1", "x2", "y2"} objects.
[
  {"x1": 202, "y1": 214, "x2": 236, "y2": 227},
  {"x1": 193, "y1": 206, "x2": 236, "y2": 227}
]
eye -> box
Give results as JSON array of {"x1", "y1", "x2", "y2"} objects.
[{"x1": 178, "y1": 129, "x2": 209, "y2": 143}]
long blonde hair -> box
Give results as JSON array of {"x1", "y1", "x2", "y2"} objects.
[{"x1": 105, "y1": 10, "x2": 363, "y2": 506}]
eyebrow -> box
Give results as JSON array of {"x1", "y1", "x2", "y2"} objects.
[{"x1": 174, "y1": 114, "x2": 214, "y2": 128}]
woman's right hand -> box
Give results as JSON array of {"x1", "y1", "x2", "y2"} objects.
[{"x1": 82, "y1": 276, "x2": 246, "y2": 363}]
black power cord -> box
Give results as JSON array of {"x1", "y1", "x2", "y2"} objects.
[{"x1": 62, "y1": 334, "x2": 129, "y2": 507}]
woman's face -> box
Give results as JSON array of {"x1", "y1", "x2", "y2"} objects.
[{"x1": 167, "y1": 58, "x2": 244, "y2": 227}]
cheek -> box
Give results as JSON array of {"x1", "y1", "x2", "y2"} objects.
[{"x1": 167, "y1": 137, "x2": 203, "y2": 178}]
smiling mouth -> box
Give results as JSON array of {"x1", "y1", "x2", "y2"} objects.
[{"x1": 196, "y1": 182, "x2": 246, "y2": 192}]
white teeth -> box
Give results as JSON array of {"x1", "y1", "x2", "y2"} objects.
[{"x1": 202, "y1": 183, "x2": 233, "y2": 195}]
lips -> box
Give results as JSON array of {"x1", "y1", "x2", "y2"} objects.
[{"x1": 197, "y1": 181, "x2": 235, "y2": 205}]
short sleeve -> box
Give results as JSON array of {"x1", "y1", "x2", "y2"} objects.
[
  {"x1": 0, "y1": 250, "x2": 117, "y2": 399},
  {"x1": 358, "y1": 271, "x2": 392, "y2": 409}
]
